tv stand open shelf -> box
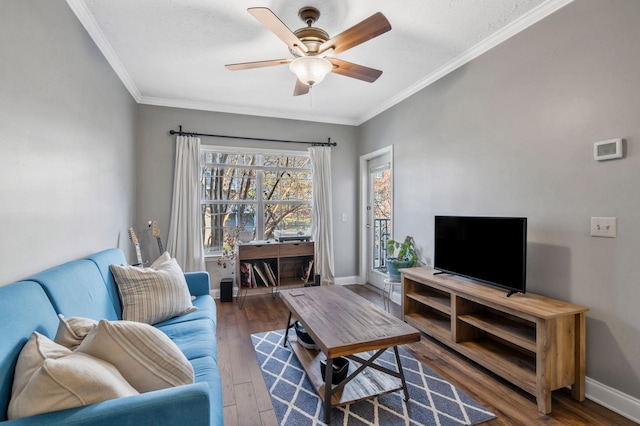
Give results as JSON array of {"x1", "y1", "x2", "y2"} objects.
[{"x1": 401, "y1": 267, "x2": 588, "y2": 414}]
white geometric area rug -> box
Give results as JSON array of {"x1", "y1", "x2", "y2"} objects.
[{"x1": 251, "y1": 329, "x2": 496, "y2": 426}]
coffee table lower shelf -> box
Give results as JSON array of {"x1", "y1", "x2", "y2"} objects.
[{"x1": 287, "y1": 336, "x2": 404, "y2": 408}]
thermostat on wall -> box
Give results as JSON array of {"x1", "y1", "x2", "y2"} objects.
[{"x1": 594, "y1": 138, "x2": 623, "y2": 161}]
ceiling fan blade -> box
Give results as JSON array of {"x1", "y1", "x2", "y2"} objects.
[
  {"x1": 319, "y1": 12, "x2": 391, "y2": 55},
  {"x1": 248, "y1": 7, "x2": 308, "y2": 54},
  {"x1": 225, "y1": 59, "x2": 291, "y2": 71},
  {"x1": 293, "y1": 79, "x2": 310, "y2": 96},
  {"x1": 329, "y1": 58, "x2": 383, "y2": 83}
]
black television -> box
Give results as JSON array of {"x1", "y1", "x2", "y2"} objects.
[{"x1": 434, "y1": 216, "x2": 527, "y2": 296}]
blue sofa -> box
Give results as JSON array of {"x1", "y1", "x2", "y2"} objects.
[{"x1": 0, "y1": 248, "x2": 222, "y2": 425}]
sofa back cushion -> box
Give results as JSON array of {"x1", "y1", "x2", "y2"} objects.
[
  {"x1": 30, "y1": 259, "x2": 119, "y2": 321},
  {"x1": 85, "y1": 248, "x2": 128, "y2": 318},
  {"x1": 0, "y1": 281, "x2": 59, "y2": 421}
]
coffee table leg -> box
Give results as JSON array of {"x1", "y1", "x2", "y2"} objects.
[
  {"x1": 393, "y1": 346, "x2": 410, "y2": 401},
  {"x1": 324, "y1": 357, "x2": 333, "y2": 423},
  {"x1": 282, "y1": 311, "x2": 293, "y2": 347}
]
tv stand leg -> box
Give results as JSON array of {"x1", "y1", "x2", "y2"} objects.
[{"x1": 571, "y1": 312, "x2": 587, "y2": 401}]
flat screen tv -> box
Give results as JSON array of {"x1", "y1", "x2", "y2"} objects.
[{"x1": 434, "y1": 216, "x2": 527, "y2": 296}]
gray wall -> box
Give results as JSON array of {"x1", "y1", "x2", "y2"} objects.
[
  {"x1": 359, "y1": 0, "x2": 640, "y2": 400},
  {"x1": 134, "y1": 105, "x2": 359, "y2": 287},
  {"x1": 2, "y1": 0, "x2": 637, "y2": 407},
  {"x1": 0, "y1": 0, "x2": 136, "y2": 284}
]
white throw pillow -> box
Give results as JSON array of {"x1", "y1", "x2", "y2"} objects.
[
  {"x1": 8, "y1": 333, "x2": 138, "y2": 420},
  {"x1": 54, "y1": 314, "x2": 98, "y2": 350},
  {"x1": 76, "y1": 319, "x2": 195, "y2": 393},
  {"x1": 110, "y1": 252, "x2": 197, "y2": 325}
]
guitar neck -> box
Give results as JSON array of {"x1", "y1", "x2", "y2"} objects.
[
  {"x1": 151, "y1": 220, "x2": 164, "y2": 255},
  {"x1": 129, "y1": 227, "x2": 144, "y2": 266},
  {"x1": 134, "y1": 244, "x2": 143, "y2": 265}
]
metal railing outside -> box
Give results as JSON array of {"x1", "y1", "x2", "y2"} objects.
[{"x1": 373, "y1": 218, "x2": 390, "y2": 270}]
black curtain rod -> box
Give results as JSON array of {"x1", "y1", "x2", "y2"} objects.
[{"x1": 169, "y1": 126, "x2": 336, "y2": 147}]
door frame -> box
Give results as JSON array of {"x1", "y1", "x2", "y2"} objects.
[{"x1": 359, "y1": 145, "x2": 393, "y2": 286}]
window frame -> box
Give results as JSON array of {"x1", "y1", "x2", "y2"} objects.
[{"x1": 200, "y1": 145, "x2": 312, "y2": 255}]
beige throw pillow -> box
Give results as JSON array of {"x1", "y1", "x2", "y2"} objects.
[
  {"x1": 8, "y1": 333, "x2": 138, "y2": 420},
  {"x1": 76, "y1": 319, "x2": 195, "y2": 393},
  {"x1": 54, "y1": 314, "x2": 98, "y2": 350},
  {"x1": 110, "y1": 252, "x2": 197, "y2": 325}
]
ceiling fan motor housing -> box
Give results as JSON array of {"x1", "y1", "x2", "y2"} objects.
[
  {"x1": 291, "y1": 7, "x2": 329, "y2": 56},
  {"x1": 291, "y1": 27, "x2": 329, "y2": 56}
]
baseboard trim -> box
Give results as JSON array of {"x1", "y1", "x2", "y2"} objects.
[
  {"x1": 585, "y1": 377, "x2": 640, "y2": 423},
  {"x1": 334, "y1": 276, "x2": 359, "y2": 286}
]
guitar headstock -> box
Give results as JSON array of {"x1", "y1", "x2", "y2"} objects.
[
  {"x1": 128, "y1": 228, "x2": 139, "y2": 245},
  {"x1": 151, "y1": 220, "x2": 160, "y2": 238}
]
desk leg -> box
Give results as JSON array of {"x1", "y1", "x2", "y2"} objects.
[
  {"x1": 324, "y1": 357, "x2": 333, "y2": 424},
  {"x1": 282, "y1": 311, "x2": 293, "y2": 347}
]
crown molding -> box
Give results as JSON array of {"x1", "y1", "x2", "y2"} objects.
[
  {"x1": 138, "y1": 96, "x2": 359, "y2": 126},
  {"x1": 66, "y1": 0, "x2": 141, "y2": 102},
  {"x1": 67, "y1": 0, "x2": 572, "y2": 127},
  {"x1": 355, "y1": 0, "x2": 574, "y2": 125}
]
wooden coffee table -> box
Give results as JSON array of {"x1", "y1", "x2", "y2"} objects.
[{"x1": 280, "y1": 285, "x2": 420, "y2": 423}]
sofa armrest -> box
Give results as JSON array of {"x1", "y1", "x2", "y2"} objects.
[
  {"x1": 184, "y1": 271, "x2": 210, "y2": 297},
  {"x1": 3, "y1": 383, "x2": 210, "y2": 426}
]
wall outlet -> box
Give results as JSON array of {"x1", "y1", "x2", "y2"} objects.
[{"x1": 591, "y1": 217, "x2": 617, "y2": 238}]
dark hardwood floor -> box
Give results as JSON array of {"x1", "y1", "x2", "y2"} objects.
[{"x1": 216, "y1": 285, "x2": 636, "y2": 426}]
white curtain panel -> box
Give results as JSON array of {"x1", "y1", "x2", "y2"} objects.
[
  {"x1": 308, "y1": 146, "x2": 335, "y2": 284},
  {"x1": 166, "y1": 135, "x2": 205, "y2": 272}
]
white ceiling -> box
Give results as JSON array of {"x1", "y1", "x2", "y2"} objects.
[{"x1": 67, "y1": 0, "x2": 572, "y2": 126}]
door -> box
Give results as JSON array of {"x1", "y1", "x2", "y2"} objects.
[{"x1": 360, "y1": 147, "x2": 393, "y2": 289}]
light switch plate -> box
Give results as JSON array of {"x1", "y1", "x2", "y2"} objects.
[{"x1": 591, "y1": 217, "x2": 617, "y2": 238}]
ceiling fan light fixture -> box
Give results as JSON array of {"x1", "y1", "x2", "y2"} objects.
[{"x1": 289, "y1": 56, "x2": 332, "y2": 86}]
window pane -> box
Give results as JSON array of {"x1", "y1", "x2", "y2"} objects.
[
  {"x1": 265, "y1": 203, "x2": 311, "y2": 239},
  {"x1": 263, "y1": 170, "x2": 311, "y2": 201},
  {"x1": 202, "y1": 203, "x2": 257, "y2": 253},
  {"x1": 202, "y1": 167, "x2": 256, "y2": 201},
  {"x1": 202, "y1": 151, "x2": 256, "y2": 166},
  {"x1": 263, "y1": 154, "x2": 311, "y2": 169}
]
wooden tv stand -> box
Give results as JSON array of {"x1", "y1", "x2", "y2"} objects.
[{"x1": 401, "y1": 267, "x2": 588, "y2": 414}]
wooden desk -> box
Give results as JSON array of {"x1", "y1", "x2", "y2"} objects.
[
  {"x1": 279, "y1": 285, "x2": 420, "y2": 423},
  {"x1": 236, "y1": 240, "x2": 314, "y2": 308}
]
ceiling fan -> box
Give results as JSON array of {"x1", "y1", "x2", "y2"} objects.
[{"x1": 225, "y1": 6, "x2": 391, "y2": 96}]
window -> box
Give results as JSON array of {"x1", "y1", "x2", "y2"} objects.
[{"x1": 200, "y1": 147, "x2": 312, "y2": 254}]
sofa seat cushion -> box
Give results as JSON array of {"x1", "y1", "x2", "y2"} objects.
[
  {"x1": 153, "y1": 295, "x2": 216, "y2": 328},
  {"x1": 156, "y1": 319, "x2": 217, "y2": 361},
  {"x1": 8, "y1": 333, "x2": 138, "y2": 420},
  {"x1": 77, "y1": 320, "x2": 194, "y2": 393},
  {"x1": 110, "y1": 253, "x2": 197, "y2": 325}
]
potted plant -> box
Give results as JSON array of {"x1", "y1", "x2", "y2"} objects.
[
  {"x1": 386, "y1": 236, "x2": 417, "y2": 281},
  {"x1": 216, "y1": 225, "x2": 244, "y2": 269}
]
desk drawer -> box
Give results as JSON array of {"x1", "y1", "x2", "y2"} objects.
[
  {"x1": 279, "y1": 242, "x2": 314, "y2": 257},
  {"x1": 239, "y1": 244, "x2": 278, "y2": 259}
]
